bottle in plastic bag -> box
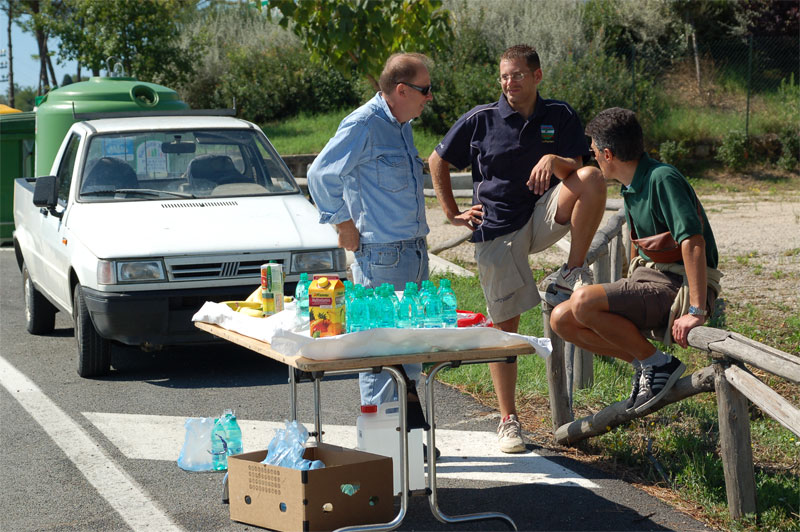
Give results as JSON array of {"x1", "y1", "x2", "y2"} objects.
[
  {"x1": 177, "y1": 417, "x2": 215, "y2": 472},
  {"x1": 210, "y1": 417, "x2": 228, "y2": 470},
  {"x1": 295, "y1": 272, "x2": 310, "y2": 320},
  {"x1": 221, "y1": 409, "x2": 243, "y2": 457},
  {"x1": 438, "y1": 278, "x2": 458, "y2": 328}
]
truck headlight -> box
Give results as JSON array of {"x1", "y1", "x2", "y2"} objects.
[
  {"x1": 291, "y1": 250, "x2": 342, "y2": 273},
  {"x1": 98, "y1": 259, "x2": 166, "y2": 284}
]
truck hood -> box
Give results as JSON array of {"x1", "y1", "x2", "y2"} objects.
[{"x1": 67, "y1": 194, "x2": 337, "y2": 258}]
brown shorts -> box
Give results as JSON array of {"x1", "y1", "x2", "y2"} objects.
[{"x1": 604, "y1": 267, "x2": 716, "y2": 331}]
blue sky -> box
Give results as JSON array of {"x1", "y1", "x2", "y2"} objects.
[{"x1": 1, "y1": 13, "x2": 78, "y2": 93}]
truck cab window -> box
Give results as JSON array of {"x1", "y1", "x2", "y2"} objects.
[{"x1": 57, "y1": 134, "x2": 81, "y2": 202}]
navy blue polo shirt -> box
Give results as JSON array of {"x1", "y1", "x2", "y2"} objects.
[{"x1": 435, "y1": 94, "x2": 589, "y2": 242}]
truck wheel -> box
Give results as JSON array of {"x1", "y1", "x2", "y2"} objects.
[
  {"x1": 23, "y1": 262, "x2": 57, "y2": 334},
  {"x1": 73, "y1": 284, "x2": 111, "y2": 378}
]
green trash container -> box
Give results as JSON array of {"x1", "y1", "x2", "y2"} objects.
[
  {"x1": 35, "y1": 76, "x2": 189, "y2": 176},
  {"x1": 0, "y1": 111, "x2": 36, "y2": 243}
]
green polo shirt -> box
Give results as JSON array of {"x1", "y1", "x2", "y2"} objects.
[{"x1": 622, "y1": 155, "x2": 718, "y2": 268}]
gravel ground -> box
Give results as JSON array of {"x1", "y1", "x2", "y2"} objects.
[{"x1": 425, "y1": 186, "x2": 800, "y2": 318}]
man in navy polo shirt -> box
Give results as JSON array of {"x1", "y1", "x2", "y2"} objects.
[{"x1": 429, "y1": 44, "x2": 606, "y2": 453}]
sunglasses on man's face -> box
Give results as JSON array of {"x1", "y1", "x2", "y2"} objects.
[{"x1": 401, "y1": 81, "x2": 432, "y2": 96}]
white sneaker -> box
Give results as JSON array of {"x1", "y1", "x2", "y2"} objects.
[
  {"x1": 539, "y1": 263, "x2": 594, "y2": 306},
  {"x1": 497, "y1": 414, "x2": 526, "y2": 453}
]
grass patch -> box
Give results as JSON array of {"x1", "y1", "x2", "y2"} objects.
[{"x1": 262, "y1": 108, "x2": 440, "y2": 157}]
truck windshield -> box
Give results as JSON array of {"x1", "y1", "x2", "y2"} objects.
[{"x1": 78, "y1": 128, "x2": 300, "y2": 201}]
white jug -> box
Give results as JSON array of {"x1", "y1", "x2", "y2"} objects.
[{"x1": 356, "y1": 401, "x2": 425, "y2": 495}]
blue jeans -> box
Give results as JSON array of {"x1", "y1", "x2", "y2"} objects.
[{"x1": 352, "y1": 237, "x2": 428, "y2": 405}]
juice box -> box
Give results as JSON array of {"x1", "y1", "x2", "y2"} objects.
[
  {"x1": 308, "y1": 275, "x2": 346, "y2": 337},
  {"x1": 261, "y1": 263, "x2": 284, "y2": 315}
]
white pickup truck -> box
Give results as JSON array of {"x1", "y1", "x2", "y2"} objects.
[{"x1": 13, "y1": 111, "x2": 345, "y2": 377}]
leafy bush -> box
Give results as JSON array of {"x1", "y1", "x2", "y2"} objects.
[
  {"x1": 658, "y1": 140, "x2": 690, "y2": 166},
  {"x1": 777, "y1": 126, "x2": 799, "y2": 172},
  {"x1": 542, "y1": 42, "x2": 661, "y2": 134},
  {"x1": 716, "y1": 130, "x2": 749, "y2": 171},
  {"x1": 419, "y1": 25, "x2": 501, "y2": 135}
]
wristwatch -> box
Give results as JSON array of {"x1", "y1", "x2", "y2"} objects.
[{"x1": 688, "y1": 305, "x2": 707, "y2": 317}]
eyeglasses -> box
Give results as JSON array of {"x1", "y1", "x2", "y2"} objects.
[
  {"x1": 497, "y1": 71, "x2": 527, "y2": 85},
  {"x1": 400, "y1": 81, "x2": 432, "y2": 96}
]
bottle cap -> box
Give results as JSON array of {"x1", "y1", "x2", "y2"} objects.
[
  {"x1": 317, "y1": 276, "x2": 329, "y2": 288},
  {"x1": 360, "y1": 404, "x2": 378, "y2": 413}
]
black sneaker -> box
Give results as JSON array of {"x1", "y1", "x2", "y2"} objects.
[
  {"x1": 624, "y1": 366, "x2": 643, "y2": 411},
  {"x1": 633, "y1": 356, "x2": 686, "y2": 413}
]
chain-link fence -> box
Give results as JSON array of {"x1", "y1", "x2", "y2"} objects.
[{"x1": 627, "y1": 34, "x2": 798, "y2": 140}]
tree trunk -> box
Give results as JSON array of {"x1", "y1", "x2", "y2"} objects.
[
  {"x1": 6, "y1": 0, "x2": 14, "y2": 108},
  {"x1": 45, "y1": 40, "x2": 57, "y2": 88},
  {"x1": 691, "y1": 29, "x2": 701, "y2": 95}
]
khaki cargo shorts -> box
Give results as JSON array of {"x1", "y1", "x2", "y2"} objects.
[{"x1": 475, "y1": 183, "x2": 569, "y2": 324}]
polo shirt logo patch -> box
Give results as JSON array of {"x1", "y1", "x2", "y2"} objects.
[{"x1": 540, "y1": 124, "x2": 555, "y2": 142}]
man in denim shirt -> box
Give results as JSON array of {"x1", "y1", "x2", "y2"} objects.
[{"x1": 308, "y1": 53, "x2": 433, "y2": 406}]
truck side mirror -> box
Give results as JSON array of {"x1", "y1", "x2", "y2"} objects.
[{"x1": 32, "y1": 175, "x2": 63, "y2": 219}]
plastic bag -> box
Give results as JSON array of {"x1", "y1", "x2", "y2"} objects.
[
  {"x1": 177, "y1": 417, "x2": 215, "y2": 471},
  {"x1": 262, "y1": 420, "x2": 325, "y2": 470}
]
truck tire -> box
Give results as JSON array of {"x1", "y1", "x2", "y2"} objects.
[
  {"x1": 23, "y1": 262, "x2": 57, "y2": 334},
  {"x1": 73, "y1": 284, "x2": 111, "y2": 378}
]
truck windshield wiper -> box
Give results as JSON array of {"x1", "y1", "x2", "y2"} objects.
[{"x1": 112, "y1": 188, "x2": 197, "y2": 199}]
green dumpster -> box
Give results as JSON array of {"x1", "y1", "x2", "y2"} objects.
[
  {"x1": 35, "y1": 76, "x2": 189, "y2": 176},
  {"x1": 0, "y1": 111, "x2": 36, "y2": 243}
]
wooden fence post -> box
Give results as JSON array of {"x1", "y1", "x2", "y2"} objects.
[
  {"x1": 542, "y1": 303, "x2": 574, "y2": 429},
  {"x1": 714, "y1": 360, "x2": 758, "y2": 519}
]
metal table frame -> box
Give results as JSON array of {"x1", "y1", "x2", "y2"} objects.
[{"x1": 195, "y1": 321, "x2": 531, "y2": 531}]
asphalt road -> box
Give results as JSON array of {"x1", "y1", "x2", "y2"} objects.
[{"x1": 0, "y1": 247, "x2": 713, "y2": 532}]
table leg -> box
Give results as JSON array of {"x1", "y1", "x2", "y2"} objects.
[
  {"x1": 333, "y1": 365, "x2": 409, "y2": 532},
  {"x1": 288, "y1": 366, "x2": 297, "y2": 422},
  {"x1": 424, "y1": 362, "x2": 518, "y2": 531}
]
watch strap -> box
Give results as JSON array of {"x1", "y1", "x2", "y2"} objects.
[{"x1": 688, "y1": 305, "x2": 707, "y2": 317}]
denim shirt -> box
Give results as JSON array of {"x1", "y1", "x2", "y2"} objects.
[{"x1": 307, "y1": 93, "x2": 429, "y2": 244}]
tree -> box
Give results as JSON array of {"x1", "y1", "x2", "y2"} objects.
[
  {"x1": 44, "y1": 0, "x2": 203, "y2": 86},
  {"x1": 14, "y1": 0, "x2": 61, "y2": 95},
  {"x1": 264, "y1": 0, "x2": 453, "y2": 90},
  {"x1": 2, "y1": 0, "x2": 18, "y2": 107}
]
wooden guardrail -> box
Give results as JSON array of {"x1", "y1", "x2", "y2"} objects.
[{"x1": 540, "y1": 203, "x2": 800, "y2": 520}]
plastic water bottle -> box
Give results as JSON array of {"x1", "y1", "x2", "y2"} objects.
[
  {"x1": 356, "y1": 403, "x2": 424, "y2": 495},
  {"x1": 221, "y1": 409, "x2": 243, "y2": 457},
  {"x1": 397, "y1": 284, "x2": 420, "y2": 328},
  {"x1": 344, "y1": 281, "x2": 354, "y2": 332},
  {"x1": 421, "y1": 280, "x2": 443, "y2": 328},
  {"x1": 376, "y1": 285, "x2": 396, "y2": 328},
  {"x1": 294, "y1": 272, "x2": 310, "y2": 320},
  {"x1": 384, "y1": 283, "x2": 401, "y2": 320},
  {"x1": 438, "y1": 278, "x2": 458, "y2": 328},
  {"x1": 365, "y1": 288, "x2": 380, "y2": 329},
  {"x1": 349, "y1": 285, "x2": 369, "y2": 332},
  {"x1": 210, "y1": 417, "x2": 228, "y2": 470}
]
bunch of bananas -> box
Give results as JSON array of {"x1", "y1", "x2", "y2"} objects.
[{"x1": 222, "y1": 300, "x2": 263, "y2": 317}]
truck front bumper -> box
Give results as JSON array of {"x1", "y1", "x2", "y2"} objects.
[{"x1": 81, "y1": 283, "x2": 298, "y2": 347}]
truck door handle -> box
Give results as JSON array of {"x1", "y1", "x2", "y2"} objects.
[{"x1": 40, "y1": 207, "x2": 49, "y2": 217}]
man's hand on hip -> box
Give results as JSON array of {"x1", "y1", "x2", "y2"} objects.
[
  {"x1": 451, "y1": 204, "x2": 483, "y2": 231},
  {"x1": 336, "y1": 220, "x2": 360, "y2": 252}
]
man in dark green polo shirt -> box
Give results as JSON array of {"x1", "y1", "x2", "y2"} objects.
[{"x1": 551, "y1": 107, "x2": 722, "y2": 413}]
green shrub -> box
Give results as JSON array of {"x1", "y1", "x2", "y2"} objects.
[
  {"x1": 542, "y1": 42, "x2": 661, "y2": 133},
  {"x1": 777, "y1": 126, "x2": 799, "y2": 172},
  {"x1": 658, "y1": 140, "x2": 690, "y2": 166},
  {"x1": 716, "y1": 130, "x2": 749, "y2": 171}
]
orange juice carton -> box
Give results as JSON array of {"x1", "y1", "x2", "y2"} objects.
[{"x1": 308, "y1": 275, "x2": 346, "y2": 337}]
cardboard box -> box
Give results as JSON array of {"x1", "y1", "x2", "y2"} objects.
[{"x1": 228, "y1": 443, "x2": 394, "y2": 531}]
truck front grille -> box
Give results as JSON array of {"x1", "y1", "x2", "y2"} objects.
[{"x1": 164, "y1": 255, "x2": 288, "y2": 282}]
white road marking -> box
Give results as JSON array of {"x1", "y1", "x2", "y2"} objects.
[
  {"x1": 84, "y1": 412, "x2": 599, "y2": 489},
  {"x1": 0, "y1": 357, "x2": 182, "y2": 531}
]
